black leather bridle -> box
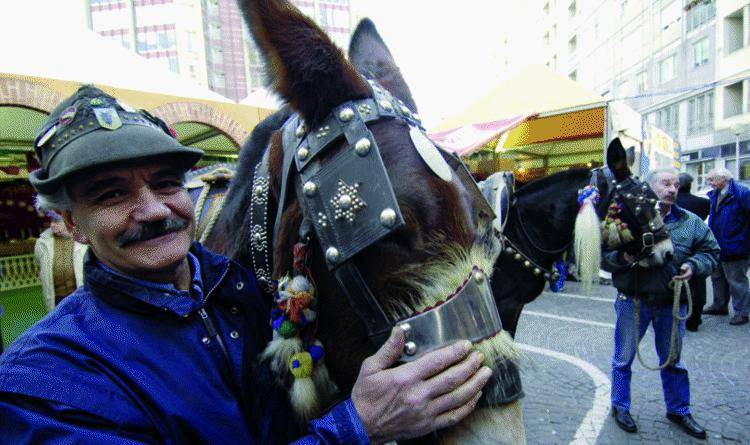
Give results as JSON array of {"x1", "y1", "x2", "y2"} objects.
[
  {"x1": 590, "y1": 167, "x2": 670, "y2": 260},
  {"x1": 249, "y1": 80, "x2": 496, "y2": 347}
]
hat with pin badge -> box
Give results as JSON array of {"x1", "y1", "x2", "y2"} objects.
[{"x1": 29, "y1": 85, "x2": 204, "y2": 194}]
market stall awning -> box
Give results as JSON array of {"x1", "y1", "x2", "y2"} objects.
[
  {"x1": 431, "y1": 65, "x2": 604, "y2": 134},
  {"x1": 429, "y1": 115, "x2": 529, "y2": 156},
  {"x1": 502, "y1": 104, "x2": 605, "y2": 149}
]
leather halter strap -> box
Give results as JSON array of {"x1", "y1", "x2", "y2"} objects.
[
  {"x1": 591, "y1": 167, "x2": 669, "y2": 257},
  {"x1": 271, "y1": 83, "x2": 415, "y2": 346}
]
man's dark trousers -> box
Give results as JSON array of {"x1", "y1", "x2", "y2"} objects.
[
  {"x1": 676, "y1": 190, "x2": 709, "y2": 330},
  {"x1": 686, "y1": 277, "x2": 706, "y2": 330}
]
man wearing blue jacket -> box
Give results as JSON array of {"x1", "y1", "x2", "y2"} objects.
[
  {"x1": 0, "y1": 86, "x2": 491, "y2": 444},
  {"x1": 705, "y1": 168, "x2": 750, "y2": 325},
  {"x1": 603, "y1": 168, "x2": 719, "y2": 439}
]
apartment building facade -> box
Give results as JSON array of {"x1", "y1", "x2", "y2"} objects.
[
  {"x1": 529, "y1": 0, "x2": 750, "y2": 189},
  {"x1": 86, "y1": 0, "x2": 355, "y2": 101}
]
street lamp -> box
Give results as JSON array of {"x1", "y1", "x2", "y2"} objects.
[{"x1": 731, "y1": 124, "x2": 745, "y2": 180}]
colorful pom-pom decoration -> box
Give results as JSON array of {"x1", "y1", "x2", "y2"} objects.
[
  {"x1": 307, "y1": 343, "x2": 325, "y2": 362},
  {"x1": 277, "y1": 320, "x2": 298, "y2": 338},
  {"x1": 577, "y1": 185, "x2": 600, "y2": 206},
  {"x1": 289, "y1": 352, "x2": 314, "y2": 379}
]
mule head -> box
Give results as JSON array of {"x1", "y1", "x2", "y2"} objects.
[
  {"x1": 240, "y1": 0, "x2": 513, "y2": 428},
  {"x1": 598, "y1": 137, "x2": 673, "y2": 267}
]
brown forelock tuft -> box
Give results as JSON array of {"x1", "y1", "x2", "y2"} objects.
[{"x1": 238, "y1": 0, "x2": 370, "y2": 127}]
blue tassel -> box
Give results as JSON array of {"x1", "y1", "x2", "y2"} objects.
[{"x1": 549, "y1": 260, "x2": 567, "y2": 293}]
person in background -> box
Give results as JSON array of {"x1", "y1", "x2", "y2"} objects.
[
  {"x1": 603, "y1": 168, "x2": 719, "y2": 439},
  {"x1": 676, "y1": 172, "x2": 710, "y2": 331},
  {"x1": 705, "y1": 168, "x2": 750, "y2": 326},
  {"x1": 33, "y1": 212, "x2": 87, "y2": 312}
]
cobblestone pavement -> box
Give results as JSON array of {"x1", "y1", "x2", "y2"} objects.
[{"x1": 514, "y1": 279, "x2": 749, "y2": 445}]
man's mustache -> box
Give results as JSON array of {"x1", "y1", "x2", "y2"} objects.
[{"x1": 116, "y1": 217, "x2": 189, "y2": 247}]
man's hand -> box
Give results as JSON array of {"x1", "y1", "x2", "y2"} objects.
[
  {"x1": 622, "y1": 252, "x2": 637, "y2": 264},
  {"x1": 351, "y1": 327, "x2": 492, "y2": 444},
  {"x1": 673, "y1": 263, "x2": 693, "y2": 281}
]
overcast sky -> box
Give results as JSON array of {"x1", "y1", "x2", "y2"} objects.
[{"x1": 353, "y1": 1, "x2": 533, "y2": 127}]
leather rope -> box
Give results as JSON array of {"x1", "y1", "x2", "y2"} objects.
[{"x1": 634, "y1": 278, "x2": 692, "y2": 371}]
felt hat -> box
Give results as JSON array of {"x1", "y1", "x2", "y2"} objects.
[{"x1": 29, "y1": 85, "x2": 203, "y2": 194}]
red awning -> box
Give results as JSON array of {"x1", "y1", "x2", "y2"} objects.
[{"x1": 429, "y1": 115, "x2": 529, "y2": 156}]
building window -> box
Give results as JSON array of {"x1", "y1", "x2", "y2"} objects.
[
  {"x1": 568, "y1": 0, "x2": 576, "y2": 17},
  {"x1": 569, "y1": 69, "x2": 577, "y2": 81},
  {"x1": 688, "y1": 91, "x2": 714, "y2": 135},
  {"x1": 686, "y1": 159, "x2": 715, "y2": 189},
  {"x1": 658, "y1": 55, "x2": 675, "y2": 83},
  {"x1": 724, "y1": 81, "x2": 744, "y2": 118},
  {"x1": 568, "y1": 35, "x2": 577, "y2": 54},
  {"x1": 637, "y1": 70, "x2": 648, "y2": 93},
  {"x1": 168, "y1": 56, "x2": 179, "y2": 73},
  {"x1": 655, "y1": 103, "x2": 679, "y2": 138},
  {"x1": 724, "y1": 7, "x2": 746, "y2": 54},
  {"x1": 692, "y1": 38, "x2": 709, "y2": 68},
  {"x1": 725, "y1": 157, "x2": 750, "y2": 181},
  {"x1": 686, "y1": 0, "x2": 715, "y2": 32},
  {"x1": 136, "y1": 27, "x2": 176, "y2": 54},
  {"x1": 210, "y1": 48, "x2": 223, "y2": 64},
  {"x1": 212, "y1": 72, "x2": 226, "y2": 89}
]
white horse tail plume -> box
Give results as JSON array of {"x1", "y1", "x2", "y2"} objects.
[{"x1": 574, "y1": 198, "x2": 602, "y2": 293}]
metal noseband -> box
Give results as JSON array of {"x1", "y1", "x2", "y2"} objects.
[{"x1": 395, "y1": 267, "x2": 502, "y2": 362}]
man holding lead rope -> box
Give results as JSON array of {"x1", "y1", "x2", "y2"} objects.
[{"x1": 603, "y1": 167, "x2": 719, "y2": 439}]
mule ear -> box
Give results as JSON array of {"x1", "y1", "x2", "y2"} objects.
[
  {"x1": 348, "y1": 18, "x2": 418, "y2": 113},
  {"x1": 238, "y1": 0, "x2": 370, "y2": 126},
  {"x1": 606, "y1": 137, "x2": 631, "y2": 181}
]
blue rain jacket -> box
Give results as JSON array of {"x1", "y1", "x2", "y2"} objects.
[
  {"x1": 708, "y1": 179, "x2": 750, "y2": 260},
  {"x1": 0, "y1": 242, "x2": 369, "y2": 444}
]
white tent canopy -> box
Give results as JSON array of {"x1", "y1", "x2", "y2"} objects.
[
  {"x1": 1, "y1": 0, "x2": 231, "y2": 103},
  {"x1": 240, "y1": 88, "x2": 283, "y2": 110}
]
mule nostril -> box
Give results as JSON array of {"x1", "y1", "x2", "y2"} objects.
[{"x1": 664, "y1": 252, "x2": 674, "y2": 262}]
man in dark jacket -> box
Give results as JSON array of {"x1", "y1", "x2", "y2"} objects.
[
  {"x1": 676, "y1": 173, "x2": 711, "y2": 331},
  {"x1": 705, "y1": 168, "x2": 750, "y2": 325},
  {"x1": 603, "y1": 168, "x2": 719, "y2": 440},
  {"x1": 0, "y1": 86, "x2": 492, "y2": 444}
]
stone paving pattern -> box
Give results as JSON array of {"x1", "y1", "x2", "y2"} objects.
[{"x1": 514, "y1": 280, "x2": 749, "y2": 445}]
